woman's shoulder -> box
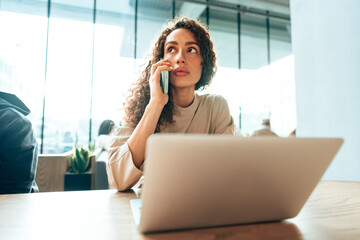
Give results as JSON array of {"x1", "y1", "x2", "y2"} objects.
[
  {"x1": 196, "y1": 93, "x2": 228, "y2": 106},
  {"x1": 114, "y1": 122, "x2": 135, "y2": 137}
]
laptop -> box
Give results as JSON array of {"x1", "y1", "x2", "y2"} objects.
[{"x1": 130, "y1": 134, "x2": 343, "y2": 233}]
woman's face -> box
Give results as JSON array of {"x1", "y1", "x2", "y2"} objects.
[{"x1": 163, "y1": 28, "x2": 203, "y2": 91}]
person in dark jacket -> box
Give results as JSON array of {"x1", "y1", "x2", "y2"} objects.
[{"x1": 0, "y1": 91, "x2": 39, "y2": 194}]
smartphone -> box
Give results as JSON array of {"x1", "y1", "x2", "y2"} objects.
[
  {"x1": 160, "y1": 58, "x2": 169, "y2": 94},
  {"x1": 160, "y1": 70, "x2": 169, "y2": 94}
]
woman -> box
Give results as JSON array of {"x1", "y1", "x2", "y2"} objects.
[
  {"x1": 96, "y1": 119, "x2": 115, "y2": 151},
  {"x1": 107, "y1": 17, "x2": 234, "y2": 191}
]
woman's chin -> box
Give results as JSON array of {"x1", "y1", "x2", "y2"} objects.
[
  {"x1": 170, "y1": 85, "x2": 197, "y2": 92},
  {"x1": 170, "y1": 80, "x2": 199, "y2": 90}
]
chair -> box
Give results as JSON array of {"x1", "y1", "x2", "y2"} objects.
[
  {"x1": 93, "y1": 148, "x2": 109, "y2": 190},
  {"x1": 35, "y1": 151, "x2": 96, "y2": 192}
]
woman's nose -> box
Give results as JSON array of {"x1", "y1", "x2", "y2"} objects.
[{"x1": 176, "y1": 51, "x2": 186, "y2": 64}]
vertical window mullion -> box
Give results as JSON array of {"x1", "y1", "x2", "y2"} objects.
[
  {"x1": 237, "y1": 5, "x2": 241, "y2": 70},
  {"x1": 89, "y1": 0, "x2": 96, "y2": 145},
  {"x1": 134, "y1": 0, "x2": 138, "y2": 59},
  {"x1": 266, "y1": 11, "x2": 270, "y2": 65},
  {"x1": 40, "y1": 0, "x2": 51, "y2": 154},
  {"x1": 172, "y1": 0, "x2": 175, "y2": 18}
]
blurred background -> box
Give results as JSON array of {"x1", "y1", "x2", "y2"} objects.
[{"x1": 0, "y1": 0, "x2": 295, "y2": 154}]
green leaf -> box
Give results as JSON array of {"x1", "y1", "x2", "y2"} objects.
[
  {"x1": 84, "y1": 153, "x2": 91, "y2": 172},
  {"x1": 70, "y1": 156, "x2": 78, "y2": 173},
  {"x1": 75, "y1": 148, "x2": 85, "y2": 172},
  {"x1": 74, "y1": 133, "x2": 79, "y2": 148},
  {"x1": 70, "y1": 145, "x2": 91, "y2": 173}
]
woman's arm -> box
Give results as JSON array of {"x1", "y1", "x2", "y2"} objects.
[
  {"x1": 127, "y1": 101, "x2": 164, "y2": 168},
  {"x1": 107, "y1": 99, "x2": 166, "y2": 191},
  {"x1": 126, "y1": 59, "x2": 173, "y2": 168},
  {"x1": 108, "y1": 124, "x2": 149, "y2": 191}
]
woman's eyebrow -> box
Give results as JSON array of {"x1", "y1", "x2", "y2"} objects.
[
  {"x1": 185, "y1": 41, "x2": 200, "y2": 47},
  {"x1": 165, "y1": 41, "x2": 178, "y2": 47},
  {"x1": 165, "y1": 41, "x2": 200, "y2": 47}
]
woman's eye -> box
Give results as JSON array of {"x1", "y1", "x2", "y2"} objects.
[
  {"x1": 167, "y1": 47, "x2": 174, "y2": 53},
  {"x1": 188, "y1": 48, "x2": 197, "y2": 53}
]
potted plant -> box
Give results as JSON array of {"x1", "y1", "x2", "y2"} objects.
[{"x1": 64, "y1": 135, "x2": 92, "y2": 191}]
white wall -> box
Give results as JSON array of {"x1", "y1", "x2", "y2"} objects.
[{"x1": 290, "y1": 0, "x2": 360, "y2": 180}]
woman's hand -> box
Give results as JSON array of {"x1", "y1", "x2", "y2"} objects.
[{"x1": 149, "y1": 59, "x2": 173, "y2": 107}]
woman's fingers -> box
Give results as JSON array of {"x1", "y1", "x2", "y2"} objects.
[
  {"x1": 151, "y1": 65, "x2": 173, "y2": 83},
  {"x1": 151, "y1": 59, "x2": 171, "y2": 75},
  {"x1": 149, "y1": 59, "x2": 172, "y2": 106}
]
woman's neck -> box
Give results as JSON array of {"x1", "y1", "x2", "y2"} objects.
[{"x1": 171, "y1": 88, "x2": 195, "y2": 108}]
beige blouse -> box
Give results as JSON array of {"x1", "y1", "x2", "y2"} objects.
[{"x1": 107, "y1": 93, "x2": 234, "y2": 191}]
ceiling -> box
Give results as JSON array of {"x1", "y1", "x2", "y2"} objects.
[
  {"x1": 130, "y1": 0, "x2": 290, "y2": 20},
  {"x1": 218, "y1": 0, "x2": 289, "y2": 15}
]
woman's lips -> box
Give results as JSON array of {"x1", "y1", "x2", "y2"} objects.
[
  {"x1": 174, "y1": 71, "x2": 189, "y2": 76},
  {"x1": 173, "y1": 68, "x2": 189, "y2": 76}
]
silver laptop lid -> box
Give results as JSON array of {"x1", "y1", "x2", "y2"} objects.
[{"x1": 139, "y1": 135, "x2": 343, "y2": 233}]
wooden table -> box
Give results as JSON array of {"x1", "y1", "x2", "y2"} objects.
[{"x1": 1, "y1": 181, "x2": 359, "y2": 240}]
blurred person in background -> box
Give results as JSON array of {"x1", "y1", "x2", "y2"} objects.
[
  {"x1": 251, "y1": 118, "x2": 278, "y2": 137},
  {"x1": 0, "y1": 92, "x2": 39, "y2": 194},
  {"x1": 62, "y1": 131, "x2": 74, "y2": 153},
  {"x1": 96, "y1": 119, "x2": 115, "y2": 151}
]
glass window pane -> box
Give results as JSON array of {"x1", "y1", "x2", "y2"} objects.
[
  {"x1": 51, "y1": 0, "x2": 93, "y2": 22},
  {"x1": 175, "y1": 1, "x2": 206, "y2": 22},
  {"x1": 0, "y1": 2, "x2": 47, "y2": 146},
  {"x1": 270, "y1": 19, "x2": 292, "y2": 63},
  {"x1": 91, "y1": 0, "x2": 136, "y2": 142},
  {"x1": 202, "y1": 67, "x2": 243, "y2": 129},
  {"x1": 197, "y1": 8, "x2": 207, "y2": 28},
  {"x1": 241, "y1": 14, "x2": 267, "y2": 69},
  {"x1": 0, "y1": 0, "x2": 48, "y2": 17},
  {"x1": 137, "y1": 0, "x2": 172, "y2": 59},
  {"x1": 43, "y1": 1, "x2": 94, "y2": 153},
  {"x1": 252, "y1": 56, "x2": 296, "y2": 136},
  {"x1": 209, "y1": 8, "x2": 238, "y2": 68},
  {"x1": 96, "y1": 0, "x2": 135, "y2": 59},
  {"x1": 202, "y1": 10, "x2": 295, "y2": 137}
]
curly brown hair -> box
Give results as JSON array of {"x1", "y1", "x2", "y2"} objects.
[{"x1": 124, "y1": 17, "x2": 217, "y2": 132}]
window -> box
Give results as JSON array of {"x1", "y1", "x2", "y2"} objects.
[
  {"x1": 137, "y1": 0, "x2": 172, "y2": 59},
  {"x1": 43, "y1": 0, "x2": 94, "y2": 153},
  {"x1": 209, "y1": 8, "x2": 238, "y2": 68},
  {"x1": 269, "y1": 19, "x2": 292, "y2": 64},
  {"x1": 91, "y1": 0, "x2": 136, "y2": 142},
  {"x1": 0, "y1": 0, "x2": 296, "y2": 148},
  {"x1": 241, "y1": 14, "x2": 267, "y2": 69},
  {"x1": 0, "y1": 1, "x2": 47, "y2": 145}
]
